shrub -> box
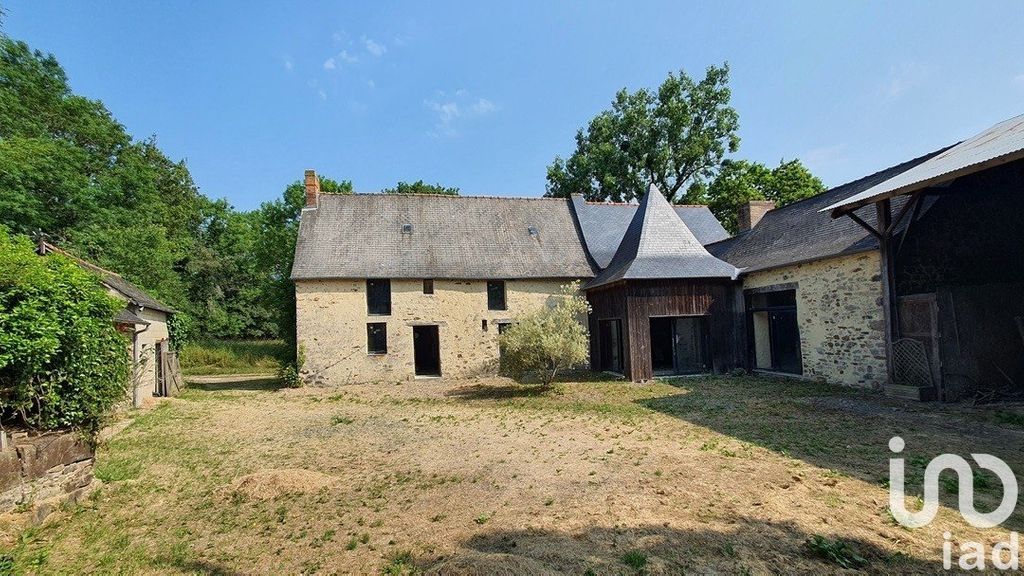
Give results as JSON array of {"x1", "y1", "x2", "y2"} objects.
[
  {"x1": 498, "y1": 281, "x2": 590, "y2": 386},
  {"x1": 0, "y1": 231, "x2": 131, "y2": 437}
]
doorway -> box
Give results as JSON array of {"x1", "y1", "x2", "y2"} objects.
[
  {"x1": 598, "y1": 319, "x2": 624, "y2": 373},
  {"x1": 747, "y1": 289, "x2": 803, "y2": 374},
  {"x1": 413, "y1": 325, "x2": 441, "y2": 377},
  {"x1": 649, "y1": 316, "x2": 710, "y2": 375}
]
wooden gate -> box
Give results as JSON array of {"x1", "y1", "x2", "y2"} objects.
[
  {"x1": 897, "y1": 294, "x2": 942, "y2": 394},
  {"x1": 155, "y1": 341, "x2": 184, "y2": 397}
]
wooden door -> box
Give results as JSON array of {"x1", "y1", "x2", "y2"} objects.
[{"x1": 898, "y1": 294, "x2": 941, "y2": 389}]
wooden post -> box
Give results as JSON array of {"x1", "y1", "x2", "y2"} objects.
[{"x1": 876, "y1": 199, "x2": 897, "y2": 384}]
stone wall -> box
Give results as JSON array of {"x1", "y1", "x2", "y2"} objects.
[
  {"x1": 296, "y1": 278, "x2": 578, "y2": 384},
  {"x1": 743, "y1": 251, "x2": 887, "y2": 388},
  {"x1": 0, "y1": 432, "x2": 96, "y2": 524}
]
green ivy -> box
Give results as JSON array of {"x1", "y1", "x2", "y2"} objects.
[{"x1": 0, "y1": 229, "x2": 131, "y2": 438}]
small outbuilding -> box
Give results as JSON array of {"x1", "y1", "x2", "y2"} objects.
[
  {"x1": 583, "y1": 186, "x2": 741, "y2": 381},
  {"x1": 36, "y1": 242, "x2": 181, "y2": 405}
]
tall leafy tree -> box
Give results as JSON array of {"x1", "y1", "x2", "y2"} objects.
[
  {"x1": 382, "y1": 180, "x2": 459, "y2": 196},
  {"x1": 545, "y1": 64, "x2": 740, "y2": 203},
  {"x1": 701, "y1": 159, "x2": 826, "y2": 233},
  {"x1": 253, "y1": 177, "x2": 352, "y2": 344},
  {"x1": 0, "y1": 37, "x2": 204, "y2": 311}
]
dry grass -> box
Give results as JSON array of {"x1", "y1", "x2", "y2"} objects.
[{"x1": 2, "y1": 374, "x2": 1022, "y2": 574}]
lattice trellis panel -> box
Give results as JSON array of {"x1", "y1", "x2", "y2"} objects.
[{"x1": 893, "y1": 338, "x2": 933, "y2": 388}]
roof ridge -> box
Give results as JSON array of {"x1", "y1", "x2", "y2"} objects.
[
  {"x1": 40, "y1": 242, "x2": 124, "y2": 278},
  {"x1": 332, "y1": 192, "x2": 570, "y2": 201},
  {"x1": 583, "y1": 200, "x2": 710, "y2": 208}
]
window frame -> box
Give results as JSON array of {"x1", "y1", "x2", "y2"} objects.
[
  {"x1": 366, "y1": 322, "x2": 388, "y2": 355},
  {"x1": 487, "y1": 280, "x2": 507, "y2": 311},
  {"x1": 366, "y1": 279, "x2": 392, "y2": 316}
]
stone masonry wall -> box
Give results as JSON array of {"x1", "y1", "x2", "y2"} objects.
[
  {"x1": 0, "y1": 432, "x2": 96, "y2": 523},
  {"x1": 296, "y1": 278, "x2": 578, "y2": 384},
  {"x1": 743, "y1": 251, "x2": 887, "y2": 388}
]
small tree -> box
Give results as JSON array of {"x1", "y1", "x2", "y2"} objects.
[{"x1": 498, "y1": 282, "x2": 590, "y2": 386}]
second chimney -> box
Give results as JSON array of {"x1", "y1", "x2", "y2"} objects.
[
  {"x1": 304, "y1": 169, "x2": 321, "y2": 208},
  {"x1": 738, "y1": 200, "x2": 775, "y2": 232}
]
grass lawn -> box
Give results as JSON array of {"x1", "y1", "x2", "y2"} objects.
[
  {"x1": 178, "y1": 340, "x2": 290, "y2": 376},
  {"x1": 2, "y1": 375, "x2": 1022, "y2": 574}
]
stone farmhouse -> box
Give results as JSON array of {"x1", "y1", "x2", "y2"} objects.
[{"x1": 292, "y1": 115, "x2": 1024, "y2": 401}]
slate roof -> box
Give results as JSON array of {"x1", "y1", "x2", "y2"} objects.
[
  {"x1": 37, "y1": 242, "x2": 175, "y2": 314},
  {"x1": 586, "y1": 185, "x2": 738, "y2": 289},
  {"x1": 570, "y1": 195, "x2": 730, "y2": 268},
  {"x1": 707, "y1": 146, "x2": 952, "y2": 274},
  {"x1": 291, "y1": 194, "x2": 596, "y2": 280},
  {"x1": 114, "y1": 309, "x2": 150, "y2": 326}
]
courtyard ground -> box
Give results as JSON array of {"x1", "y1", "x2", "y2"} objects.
[{"x1": 2, "y1": 374, "x2": 1022, "y2": 574}]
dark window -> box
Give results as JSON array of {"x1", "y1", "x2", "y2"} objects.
[
  {"x1": 497, "y1": 322, "x2": 511, "y2": 335},
  {"x1": 487, "y1": 281, "x2": 506, "y2": 311},
  {"x1": 367, "y1": 322, "x2": 387, "y2": 354},
  {"x1": 423, "y1": 279, "x2": 434, "y2": 295},
  {"x1": 481, "y1": 319, "x2": 488, "y2": 331},
  {"x1": 367, "y1": 279, "x2": 391, "y2": 315}
]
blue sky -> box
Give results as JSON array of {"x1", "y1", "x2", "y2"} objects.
[{"x1": 5, "y1": 1, "x2": 1024, "y2": 210}]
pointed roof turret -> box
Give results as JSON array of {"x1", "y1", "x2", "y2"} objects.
[{"x1": 585, "y1": 184, "x2": 737, "y2": 289}]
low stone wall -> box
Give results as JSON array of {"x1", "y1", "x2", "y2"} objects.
[{"x1": 0, "y1": 431, "x2": 96, "y2": 524}]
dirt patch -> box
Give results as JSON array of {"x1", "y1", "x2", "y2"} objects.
[
  {"x1": 220, "y1": 468, "x2": 336, "y2": 500},
  {"x1": 10, "y1": 374, "x2": 1024, "y2": 574},
  {"x1": 426, "y1": 551, "x2": 561, "y2": 576}
]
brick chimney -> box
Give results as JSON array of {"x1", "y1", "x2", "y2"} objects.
[
  {"x1": 304, "y1": 169, "x2": 321, "y2": 208},
  {"x1": 738, "y1": 200, "x2": 775, "y2": 232}
]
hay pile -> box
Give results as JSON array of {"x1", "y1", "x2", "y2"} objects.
[{"x1": 220, "y1": 468, "x2": 336, "y2": 500}]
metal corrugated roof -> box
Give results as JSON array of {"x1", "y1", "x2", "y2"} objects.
[
  {"x1": 570, "y1": 195, "x2": 730, "y2": 268},
  {"x1": 824, "y1": 114, "x2": 1024, "y2": 214},
  {"x1": 586, "y1": 185, "x2": 737, "y2": 289}
]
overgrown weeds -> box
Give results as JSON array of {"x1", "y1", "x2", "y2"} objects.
[{"x1": 179, "y1": 340, "x2": 289, "y2": 375}]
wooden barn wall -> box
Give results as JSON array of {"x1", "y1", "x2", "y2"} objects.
[
  {"x1": 895, "y1": 159, "x2": 1024, "y2": 399},
  {"x1": 895, "y1": 159, "x2": 1024, "y2": 295},
  {"x1": 588, "y1": 279, "x2": 741, "y2": 381},
  {"x1": 936, "y1": 282, "x2": 1024, "y2": 400},
  {"x1": 587, "y1": 284, "x2": 632, "y2": 376}
]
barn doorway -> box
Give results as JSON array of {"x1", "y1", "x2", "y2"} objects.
[
  {"x1": 650, "y1": 316, "x2": 710, "y2": 375},
  {"x1": 413, "y1": 325, "x2": 441, "y2": 377}
]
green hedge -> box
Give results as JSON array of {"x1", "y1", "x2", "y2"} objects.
[{"x1": 0, "y1": 230, "x2": 130, "y2": 437}]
